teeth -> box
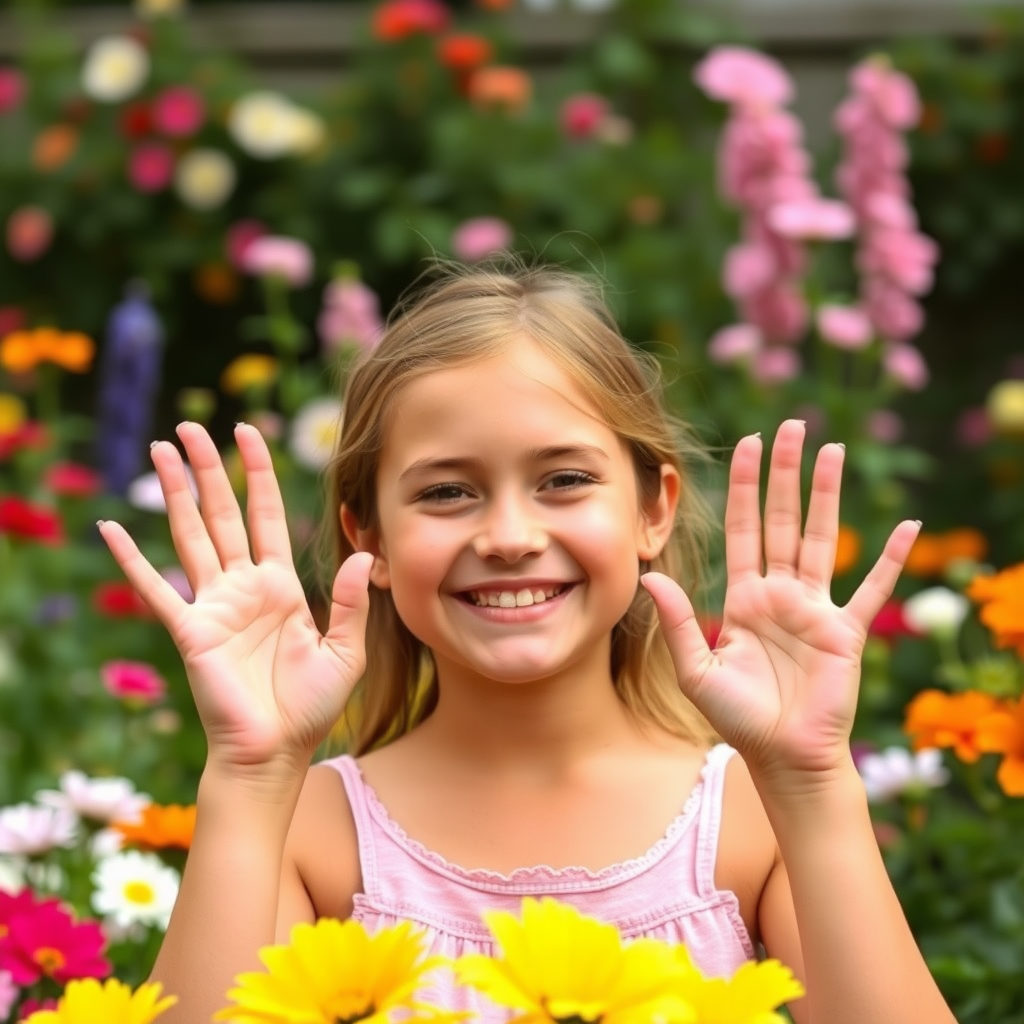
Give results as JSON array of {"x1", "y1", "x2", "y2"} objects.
[{"x1": 469, "y1": 585, "x2": 564, "y2": 608}]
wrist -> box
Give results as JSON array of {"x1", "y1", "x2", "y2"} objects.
[
  {"x1": 749, "y1": 754, "x2": 867, "y2": 824},
  {"x1": 198, "y1": 757, "x2": 309, "y2": 814}
]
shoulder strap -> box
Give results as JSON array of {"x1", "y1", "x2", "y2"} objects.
[
  {"x1": 694, "y1": 744, "x2": 736, "y2": 898},
  {"x1": 318, "y1": 754, "x2": 381, "y2": 899}
]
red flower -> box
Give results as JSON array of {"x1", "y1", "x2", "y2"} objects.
[
  {"x1": 44, "y1": 461, "x2": 102, "y2": 498},
  {"x1": 869, "y1": 600, "x2": 920, "y2": 644},
  {"x1": 118, "y1": 102, "x2": 153, "y2": 139},
  {"x1": 0, "y1": 422, "x2": 49, "y2": 461},
  {"x1": 372, "y1": 0, "x2": 450, "y2": 41},
  {"x1": 560, "y1": 92, "x2": 610, "y2": 139},
  {"x1": 0, "y1": 891, "x2": 110, "y2": 985},
  {"x1": 0, "y1": 496, "x2": 63, "y2": 545},
  {"x1": 93, "y1": 581, "x2": 153, "y2": 619},
  {"x1": 438, "y1": 34, "x2": 493, "y2": 72}
]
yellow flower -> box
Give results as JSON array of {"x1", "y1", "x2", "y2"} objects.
[
  {"x1": 457, "y1": 897, "x2": 696, "y2": 1024},
  {"x1": 675, "y1": 952, "x2": 805, "y2": 1024},
  {"x1": 220, "y1": 354, "x2": 279, "y2": 396},
  {"x1": 0, "y1": 393, "x2": 27, "y2": 435},
  {"x1": 215, "y1": 918, "x2": 456, "y2": 1024},
  {"x1": 23, "y1": 978, "x2": 176, "y2": 1024}
]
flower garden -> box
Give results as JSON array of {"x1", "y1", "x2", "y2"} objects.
[{"x1": 0, "y1": 0, "x2": 1023, "y2": 1020}]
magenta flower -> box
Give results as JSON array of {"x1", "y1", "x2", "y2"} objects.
[
  {"x1": 241, "y1": 235, "x2": 313, "y2": 287},
  {"x1": 0, "y1": 68, "x2": 25, "y2": 115},
  {"x1": 127, "y1": 142, "x2": 175, "y2": 193},
  {"x1": 5, "y1": 206, "x2": 53, "y2": 262},
  {"x1": 100, "y1": 660, "x2": 167, "y2": 705},
  {"x1": 559, "y1": 93, "x2": 610, "y2": 139},
  {"x1": 151, "y1": 85, "x2": 205, "y2": 137},
  {"x1": 452, "y1": 216, "x2": 513, "y2": 262},
  {"x1": 225, "y1": 219, "x2": 267, "y2": 268},
  {"x1": 694, "y1": 46, "x2": 794, "y2": 107},
  {"x1": 318, "y1": 277, "x2": 384, "y2": 353},
  {"x1": 816, "y1": 304, "x2": 873, "y2": 350}
]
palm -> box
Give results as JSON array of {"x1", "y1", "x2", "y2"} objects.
[
  {"x1": 100, "y1": 424, "x2": 371, "y2": 772},
  {"x1": 644, "y1": 421, "x2": 920, "y2": 779}
]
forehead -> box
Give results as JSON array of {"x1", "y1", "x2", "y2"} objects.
[{"x1": 379, "y1": 341, "x2": 620, "y2": 467}]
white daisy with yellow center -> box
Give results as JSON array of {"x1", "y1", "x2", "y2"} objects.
[{"x1": 92, "y1": 850, "x2": 180, "y2": 931}]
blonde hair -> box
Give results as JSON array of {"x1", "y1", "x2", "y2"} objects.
[{"x1": 321, "y1": 259, "x2": 718, "y2": 754}]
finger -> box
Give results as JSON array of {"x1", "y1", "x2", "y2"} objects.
[
  {"x1": 151, "y1": 439, "x2": 222, "y2": 590},
  {"x1": 176, "y1": 422, "x2": 252, "y2": 570},
  {"x1": 723, "y1": 433, "x2": 765, "y2": 584},
  {"x1": 798, "y1": 442, "x2": 845, "y2": 587},
  {"x1": 323, "y1": 552, "x2": 374, "y2": 683},
  {"x1": 845, "y1": 520, "x2": 922, "y2": 627},
  {"x1": 762, "y1": 419, "x2": 805, "y2": 575},
  {"x1": 98, "y1": 520, "x2": 188, "y2": 635},
  {"x1": 640, "y1": 572, "x2": 713, "y2": 701},
  {"x1": 236, "y1": 423, "x2": 294, "y2": 567}
]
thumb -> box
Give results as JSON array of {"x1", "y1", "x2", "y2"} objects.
[
  {"x1": 324, "y1": 551, "x2": 373, "y2": 671},
  {"x1": 641, "y1": 572, "x2": 713, "y2": 699}
]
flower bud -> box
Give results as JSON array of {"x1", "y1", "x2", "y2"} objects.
[{"x1": 902, "y1": 586, "x2": 970, "y2": 637}]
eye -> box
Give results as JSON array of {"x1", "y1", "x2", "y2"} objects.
[
  {"x1": 542, "y1": 470, "x2": 596, "y2": 491},
  {"x1": 418, "y1": 482, "x2": 471, "y2": 503}
]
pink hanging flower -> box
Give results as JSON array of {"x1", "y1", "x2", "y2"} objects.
[
  {"x1": 559, "y1": 93, "x2": 610, "y2": 139},
  {"x1": 816, "y1": 304, "x2": 873, "y2": 350},
  {"x1": 883, "y1": 343, "x2": 929, "y2": 391},
  {"x1": 6, "y1": 206, "x2": 54, "y2": 262},
  {"x1": 768, "y1": 197, "x2": 855, "y2": 240},
  {"x1": 127, "y1": 142, "x2": 175, "y2": 193},
  {"x1": 707, "y1": 324, "x2": 761, "y2": 365},
  {"x1": 0, "y1": 68, "x2": 25, "y2": 115},
  {"x1": 151, "y1": 85, "x2": 205, "y2": 137},
  {"x1": 100, "y1": 660, "x2": 167, "y2": 704},
  {"x1": 694, "y1": 46, "x2": 794, "y2": 107},
  {"x1": 318, "y1": 276, "x2": 384, "y2": 353},
  {"x1": 241, "y1": 236, "x2": 313, "y2": 287},
  {"x1": 752, "y1": 346, "x2": 801, "y2": 383},
  {"x1": 452, "y1": 216, "x2": 513, "y2": 262}
]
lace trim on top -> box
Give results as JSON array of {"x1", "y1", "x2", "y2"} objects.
[{"x1": 350, "y1": 745, "x2": 726, "y2": 894}]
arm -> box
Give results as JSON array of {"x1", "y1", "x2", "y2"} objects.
[{"x1": 644, "y1": 419, "x2": 956, "y2": 1024}]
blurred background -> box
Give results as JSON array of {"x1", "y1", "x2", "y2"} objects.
[{"x1": 0, "y1": 0, "x2": 1022, "y2": 1018}]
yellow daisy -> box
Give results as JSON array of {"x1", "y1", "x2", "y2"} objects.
[
  {"x1": 675, "y1": 952, "x2": 805, "y2": 1024},
  {"x1": 22, "y1": 978, "x2": 176, "y2": 1024},
  {"x1": 215, "y1": 917, "x2": 458, "y2": 1024},
  {"x1": 457, "y1": 897, "x2": 696, "y2": 1024}
]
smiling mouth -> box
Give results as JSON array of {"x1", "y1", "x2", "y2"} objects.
[{"x1": 460, "y1": 584, "x2": 573, "y2": 609}]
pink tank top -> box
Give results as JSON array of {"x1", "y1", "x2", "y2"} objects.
[{"x1": 319, "y1": 743, "x2": 754, "y2": 1020}]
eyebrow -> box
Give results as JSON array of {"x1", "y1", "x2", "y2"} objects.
[{"x1": 398, "y1": 444, "x2": 610, "y2": 481}]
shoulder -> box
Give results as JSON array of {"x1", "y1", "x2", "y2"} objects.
[
  {"x1": 715, "y1": 750, "x2": 779, "y2": 944},
  {"x1": 285, "y1": 757, "x2": 364, "y2": 921}
]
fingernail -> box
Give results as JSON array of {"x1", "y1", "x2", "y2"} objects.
[
  {"x1": 149, "y1": 440, "x2": 160, "y2": 449},
  {"x1": 96, "y1": 519, "x2": 105, "y2": 527},
  {"x1": 836, "y1": 442, "x2": 846, "y2": 450},
  {"x1": 234, "y1": 421, "x2": 247, "y2": 429},
  {"x1": 913, "y1": 519, "x2": 923, "y2": 527}
]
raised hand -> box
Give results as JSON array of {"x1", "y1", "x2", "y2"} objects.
[
  {"x1": 98, "y1": 422, "x2": 371, "y2": 779},
  {"x1": 643, "y1": 419, "x2": 920, "y2": 784}
]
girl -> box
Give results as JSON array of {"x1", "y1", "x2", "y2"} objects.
[{"x1": 99, "y1": 263, "x2": 956, "y2": 1024}]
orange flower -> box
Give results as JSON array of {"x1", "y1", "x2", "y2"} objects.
[
  {"x1": 903, "y1": 689, "x2": 1001, "y2": 763},
  {"x1": 967, "y1": 562, "x2": 1024, "y2": 657},
  {"x1": 0, "y1": 328, "x2": 95, "y2": 374},
  {"x1": 468, "y1": 65, "x2": 531, "y2": 113},
  {"x1": 833, "y1": 524, "x2": 861, "y2": 576},
  {"x1": 904, "y1": 527, "x2": 987, "y2": 577},
  {"x1": 114, "y1": 803, "x2": 196, "y2": 850},
  {"x1": 975, "y1": 696, "x2": 1024, "y2": 796},
  {"x1": 32, "y1": 124, "x2": 79, "y2": 172},
  {"x1": 438, "y1": 34, "x2": 493, "y2": 72},
  {"x1": 194, "y1": 263, "x2": 240, "y2": 305}
]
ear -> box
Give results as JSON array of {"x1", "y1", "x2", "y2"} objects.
[
  {"x1": 636, "y1": 464, "x2": 681, "y2": 561},
  {"x1": 340, "y1": 504, "x2": 391, "y2": 590}
]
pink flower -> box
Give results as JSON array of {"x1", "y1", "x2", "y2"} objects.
[
  {"x1": 100, "y1": 660, "x2": 167, "y2": 705},
  {"x1": 318, "y1": 277, "x2": 384, "y2": 352},
  {"x1": 0, "y1": 68, "x2": 25, "y2": 115},
  {"x1": 127, "y1": 142, "x2": 175, "y2": 193},
  {"x1": 865, "y1": 409, "x2": 904, "y2": 443},
  {"x1": 44, "y1": 462, "x2": 102, "y2": 497},
  {"x1": 452, "y1": 216, "x2": 513, "y2": 262},
  {"x1": 863, "y1": 278, "x2": 924, "y2": 341},
  {"x1": 560, "y1": 93, "x2": 609, "y2": 139},
  {"x1": 752, "y1": 346, "x2": 801, "y2": 382},
  {"x1": 850, "y1": 59, "x2": 921, "y2": 130},
  {"x1": 0, "y1": 969, "x2": 16, "y2": 1020},
  {"x1": 225, "y1": 219, "x2": 267, "y2": 268},
  {"x1": 883, "y1": 343, "x2": 928, "y2": 391},
  {"x1": 955, "y1": 407, "x2": 992, "y2": 448},
  {"x1": 151, "y1": 85, "x2": 205, "y2": 137},
  {"x1": 241, "y1": 236, "x2": 313, "y2": 287},
  {"x1": 6, "y1": 206, "x2": 53, "y2": 262},
  {"x1": 816, "y1": 304, "x2": 873, "y2": 350},
  {"x1": 722, "y1": 243, "x2": 776, "y2": 299},
  {"x1": 0, "y1": 891, "x2": 110, "y2": 985},
  {"x1": 694, "y1": 46, "x2": 794, "y2": 107},
  {"x1": 769, "y1": 197, "x2": 855, "y2": 240},
  {"x1": 707, "y1": 323, "x2": 761, "y2": 364}
]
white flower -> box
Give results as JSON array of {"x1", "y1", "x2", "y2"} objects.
[
  {"x1": 0, "y1": 856, "x2": 24, "y2": 893},
  {"x1": 228, "y1": 91, "x2": 324, "y2": 159},
  {"x1": 0, "y1": 856, "x2": 65, "y2": 894},
  {"x1": 0, "y1": 803, "x2": 78, "y2": 855},
  {"x1": 90, "y1": 827, "x2": 126, "y2": 858},
  {"x1": 92, "y1": 850, "x2": 180, "y2": 930},
  {"x1": 37, "y1": 770, "x2": 150, "y2": 825},
  {"x1": 126, "y1": 466, "x2": 198, "y2": 513},
  {"x1": 174, "y1": 148, "x2": 237, "y2": 211},
  {"x1": 82, "y1": 36, "x2": 149, "y2": 103},
  {"x1": 859, "y1": 747, "x2": 950, "y2": 802},
  {"x1": 288, "y1": 396, "x2": 344, "y2": 471},
  {"x1": 903, "y1": 586, "x2": 970, "y2": 637}
]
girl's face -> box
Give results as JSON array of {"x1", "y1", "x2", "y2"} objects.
[{"x1": 354, "y1": 339, "x2": 677, "y2": 689}]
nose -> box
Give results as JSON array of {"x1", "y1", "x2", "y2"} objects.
[{"x1": 472, "y1": 490, "x2": 548, "y2": 563}]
